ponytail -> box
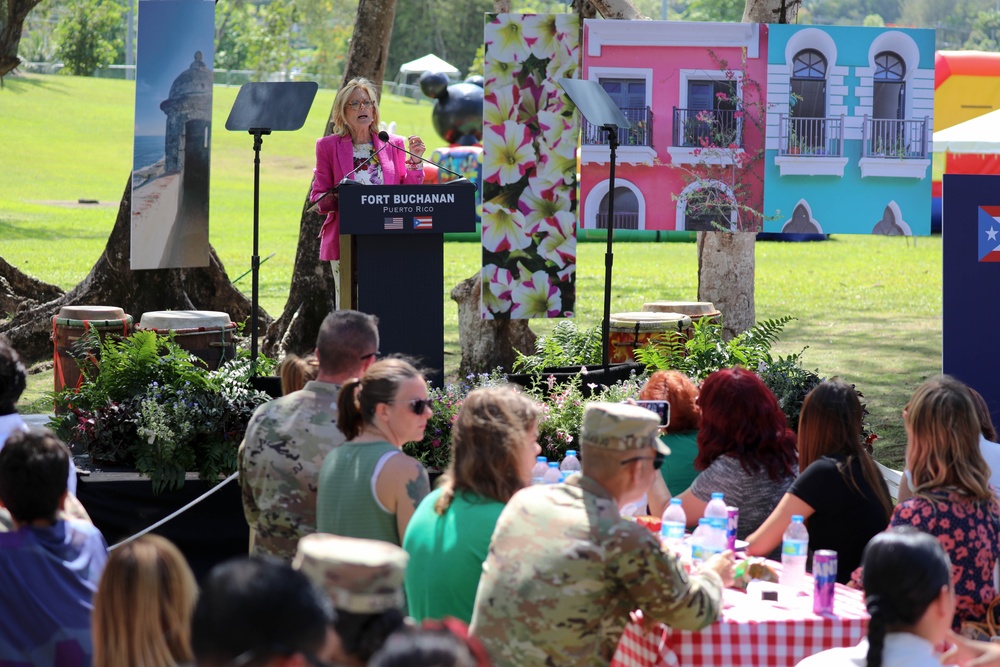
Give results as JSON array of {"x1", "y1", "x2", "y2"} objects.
[
  {"x1": 864, "y1": 595, "x2": 887, "y2": 667},
  {"x1": 337, "y1": 379, "x2": 365, "y2": 439}
]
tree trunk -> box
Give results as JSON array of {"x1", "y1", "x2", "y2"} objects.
[
  {"x1": 742, "y1": 0, "x2": 800, "y2": 23},
  {"x1": 451, "y1": 273, "x2": 536, "y2": 377},
  {"x1": 587, "y1": 0, "x2": 645, "y2": 20},
  {"x1": 696, "y1": 232, "x2": 756, "y2": 340},
  {"x1": 262, "y1": 0, "x2": 398, "y2": 359},
  {"x1": 0, "y1": 0, "x2": 43, "y2": 80},
  {"x1": 0, "y1": 178, "x2": 265, "y2": 365}
]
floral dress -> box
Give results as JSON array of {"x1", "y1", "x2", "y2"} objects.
[
  {"x1": 854, "y1": 488, "x2": 1000, "y2": 630},
  {"x1": 349, "y1": 143, "x2": 384, "y2": 185}
]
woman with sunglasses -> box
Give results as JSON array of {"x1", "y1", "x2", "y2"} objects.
[
  {"x1": 310, "y1": 77, "x2": 427, "y2": 303},
  {"x1": 317, "y1": 358, "x2": 433, "y2": 546}
]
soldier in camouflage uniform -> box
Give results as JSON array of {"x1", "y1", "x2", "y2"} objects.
[
  {"x1": 238, "y1": 310, "x2": 379, "y2": 560},
  {"x1": 469, "y1": 402, "x2": 735, "y2": 667}
]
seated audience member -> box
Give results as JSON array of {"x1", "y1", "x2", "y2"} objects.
[
  {"x1": 191, "y1": 557, "x2": 338, "y2": 667},
  {"x1": 279, "y1": 353, "x2": 320, "y2": 396},
  {"x1": 369, "y1": 618, "x2": 492, "y2": 667},
  {"x1": 317, "y1": 358, "x2": 431, "y2": 545},
  {"x1": 672, "y1": 367, "x2": 798, "y2": 540},
  {"x1": 469, "y1": 402, "x2": 733, "y2": 667},
  {"x1": 897, "y1": 383, "x2": 1000, "y2": 502},
  {"x1": 0, "y1": 428, "x2": 109, "y2": 666},
  {"x1": 854, "y1": 376, "x2": 1000, "y2": 631},
  {"x1": 403, "y1": 386, "x2": 540, "y2": 623},
  {"x1": 239, "y1": 310, "x2": 379, "y2": 560},
  {"x1": 92, "y1": 534, "x2": 198, "y2": 667},
  {"x1": 746, "y1": 381, "x2": 893, "y2": 582},
  {"x1": 797, "y1": 528, "x2": 955, "y2": 667},
  {"x1": 294, "y1": 533, "x2": 408, "y2": 666},
  {"x1": 638, "y1": 370, "x2": 701, "y2": 495}
]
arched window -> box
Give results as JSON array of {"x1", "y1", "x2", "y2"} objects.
[
  {"x1": 790, "y1": 50, "x2": 828, "y2": 151},
  {"x1": 874, "y1": 51, "x2": 905, "y2": 82},
  {"x1": 597, "y1": 187, "x2": 639, "y2": 229},
  {"x1": 793, "y1": 49, "x2": 827, "y2": 80}
]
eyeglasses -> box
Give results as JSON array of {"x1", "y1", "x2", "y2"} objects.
[
  {"x1": 347, "y1": 100, "x2": 374, "y2": 110},
  {"x1": 359, "y1": 351, "x2": 380, "y2": 361},
  {"x1": 620, "y1": 451, "x2": 665, "y2": 470},
  {"x1": 395, "y1": 398, "x2": 432, "y2": 415}
]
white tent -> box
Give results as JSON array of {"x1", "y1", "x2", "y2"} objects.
[
  {"x1": 396, "y1": 54, "x2": 460, "y2": 83},
  {"x1": 933, "y1": 109, "x2": 1000, "y2": 154}
]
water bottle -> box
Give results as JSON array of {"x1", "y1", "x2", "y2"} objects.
[
  {"x1": 543, "y1": 462, "x2": 562, "y2": 484},
  {"x1": 560, "y1": 450, "x2": 581, "y2": 474},
  {"x1": 780, "y1": 514, "x2": 809, "y2": 589},
  {"x1": 690, "y1": 518, "x2": 714, "y2": 567},
  {"x1": 531, "y1": 456, "x2": 548, "y2": 485},
  {"x1": 660, "y1": 497, "x2": 687, "y2": 552},
  {"x1": 703, "y1": 492, "x2": 728, "y2": 550}
]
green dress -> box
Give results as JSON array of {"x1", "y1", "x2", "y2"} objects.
[
  {"x1": 402, "y1": 488, "x2": 505, "y2": 623},
  {"x1": 660, "y1": 430, "x2": 699, "y2": 494}
]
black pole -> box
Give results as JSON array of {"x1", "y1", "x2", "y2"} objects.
[
  {"x1": 601, "y1": 124, "x2": 619, "y2": 369},
  {"x1": 248, "y1": 128, "x2": 270, "y2": 376}
]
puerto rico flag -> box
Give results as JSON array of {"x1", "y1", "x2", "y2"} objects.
[
  {"x1": 978, "y1": 206, "x2": 1000, "y2": 262},
  {"x1": 413, "y1": 216, "x2": 433, "y2": 230}
]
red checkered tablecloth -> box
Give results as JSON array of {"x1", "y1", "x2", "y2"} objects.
[{"x1": 612, "y1": 575, "x2": 868, "y2": 667}]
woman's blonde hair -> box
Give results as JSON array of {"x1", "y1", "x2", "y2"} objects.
[
  {"x1": 279, "y1": 353, "x2": 319, "y2": 395},
  {"x1": 331, "y1": 77, "x2": 382, "y2": 137},
  {"x1": 435, "y1": 387, "x2": 539, "y2": 514},
  {"x1": 92, "y1": 534, "x2": 198, "y2": 667},
  {"x1": 906, "y1": 375, "x2": 995, "y2": 503}
]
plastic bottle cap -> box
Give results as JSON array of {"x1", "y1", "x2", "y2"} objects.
[
  {"x1": 711, "y1": 492, "x2": 724, "y2": 500},
  {"x1": 566, "y1": 450, "x2": 576, "y2": 456},
  {"x1": 536, "y1": 456, "x2": 547, "y2": 462},
  {"x1": 670, "y1": 498, "x2": 682, "y2": 505},
  {"x1": 792, "y1": 515, "x2": 804, "y2": 522},
  {"x1": 548, "y1": 462, "x2": 559, "y2": 468}
]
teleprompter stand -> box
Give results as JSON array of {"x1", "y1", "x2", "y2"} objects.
[
  {"x1": 558, "y1": 78, "x2": 632, "y2": 369},
  {"x1": 339, "y1": 181, "x2": 476, "y2": 387},
  {"x1": 225, "y1": 81, "x2": 318, "y2": 376}
]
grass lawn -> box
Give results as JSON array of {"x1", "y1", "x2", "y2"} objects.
[{"x1": 1, "y1": 74, "x2": 942, "y2": 470}]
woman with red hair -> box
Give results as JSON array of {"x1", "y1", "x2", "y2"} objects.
[
  {"x1": 673, "y1": 367, "x2": 798, "y2": 540},
  {"x1": 638, "y1": 370, "x2": 701, "y2": 494}
]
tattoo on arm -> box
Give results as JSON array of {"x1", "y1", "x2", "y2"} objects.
[{"x1": 406, "y1": 465, "x2": 430, "y2": 509}]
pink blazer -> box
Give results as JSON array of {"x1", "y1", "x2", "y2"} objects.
[{"x1": 310, "y1": 131, "x2": 425, "y2": 261}]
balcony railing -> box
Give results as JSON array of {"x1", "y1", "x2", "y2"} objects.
[
  {"x1": 582, "y1": 107, "x2": 653, "y2": 147},
  {"x1": 595, "y1": 211, "x2": 639, "y2": 230},
  {"x1": 777, "y1": 115, "x2": 845, "y2": 157},
  {"x1": 862, "y1": 116, "x2": 929, "y2": 159},
  {"x1": 672, "y1": 108, "x2": 743, "y2": 148}
]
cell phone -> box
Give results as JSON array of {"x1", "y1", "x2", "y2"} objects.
[{"x1": 636, "y1": 400, "x2": 670, "y2": 427}]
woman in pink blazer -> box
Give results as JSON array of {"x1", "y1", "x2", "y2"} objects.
[{"x1": 310, "y1": 77, "x2": 426, "y2": 299}]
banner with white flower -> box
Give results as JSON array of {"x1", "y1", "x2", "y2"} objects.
[{"x1": 481, "y1": 13, "x2": 580, "y2": 320}]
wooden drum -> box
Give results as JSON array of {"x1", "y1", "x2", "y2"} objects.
[
  {"x1": 607, "y1": 311, "x2": 692, "y2": 364},
  {"x1": 137, "y1": 310, "x2": 237, "y2": 370},
  {"x1": 52, "y1": 305, "x2": 133, "y2": 393}
]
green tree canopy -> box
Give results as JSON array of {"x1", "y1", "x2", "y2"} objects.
[
  {"x1": 965, "y1": 9, "x2": 1000, "y2": 50},
  {"x1": 54, "y1": 0, "x2": 124, "y2": 75}
]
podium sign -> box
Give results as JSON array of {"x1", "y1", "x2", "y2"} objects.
[
  {"x1": 340, "y1": 183, "x2": 476, "y2": 235},
  {"x1": 339, "y1": 183, "x2": 477, "y2": 386}
]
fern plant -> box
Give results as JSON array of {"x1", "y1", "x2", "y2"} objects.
[
  {"x1": 511, "y1": 321, "x2": 604, "y2": 374},
  {"x1": 634, "y1": 315, "x2": 795, "y2": 380}
]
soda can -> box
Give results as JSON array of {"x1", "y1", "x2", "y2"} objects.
[
  {"x1": 725, "y1": 506, "x2": 739, "y2": 551},
  {"x1": 812, "y1": 550, "x2": 838, "y2": 615}
]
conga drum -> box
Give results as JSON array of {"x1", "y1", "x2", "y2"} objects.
[
  {"x1": 607, "y1": 311, "x2": 692, "y2": 364},
  {"x1": 136, "y1": 310, "x2": 237, "y2": 370},
  {"x1": 52, "y1": 305, "x2": 133, "y2": 393},
  {"x1": 641, "y1": 301, "x2": 721, "y2": 336}
]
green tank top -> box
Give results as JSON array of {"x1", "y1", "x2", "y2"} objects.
[{"x1": 316, "y1": 440, "x2": 401, "y2": 545}]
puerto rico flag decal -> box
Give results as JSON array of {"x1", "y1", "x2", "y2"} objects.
[
  {"x1": 413, "y1": 216, "x2": 433, "y2": 230},
  {"x1": 978, "y1": 206, "x2": 1000, "y2": 262}
]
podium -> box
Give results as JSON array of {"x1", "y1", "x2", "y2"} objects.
[{"x1": 339, "y1": 182, "x2": 476, "y2": 386}]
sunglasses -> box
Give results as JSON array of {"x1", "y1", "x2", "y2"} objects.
[
  {"x1": 347, "y1": 100, "x2": 375, "y2": 110},
  {"x1": 359, "y1": 350, "x2": 380, "y2": 361},
  {"x1": 395, "y1": 398, "x2": 432, "y2": 415},
  {"x1": 620, "y1": 451, "x2": 665, "y2": 470}
]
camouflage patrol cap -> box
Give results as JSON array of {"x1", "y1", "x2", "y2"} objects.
[
  {"x1": 293, "y1": 533, "x2": 408, "y2": 614},
  {"x1": 580, "y1": 402, "x2": 670, "y2": 454}
]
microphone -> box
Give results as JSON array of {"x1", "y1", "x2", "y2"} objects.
[
  {"x1": 378, "y1": 131, "x2": 473, "y2": 185},
  {"x1": 307, "y1": 139, "x2": 392, "y2": 213}
]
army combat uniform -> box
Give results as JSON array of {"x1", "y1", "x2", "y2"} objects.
[
  {"x1": 238, "y1": 380, "x2": 345, "y2": 561},
  {"x1": 470, "y1": 402, "x2": 724, "y2": 667}
]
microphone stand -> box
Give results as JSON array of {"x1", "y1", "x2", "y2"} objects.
[{"x1": 381, "y1": 134, "x2": 473, "y2": 183}]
